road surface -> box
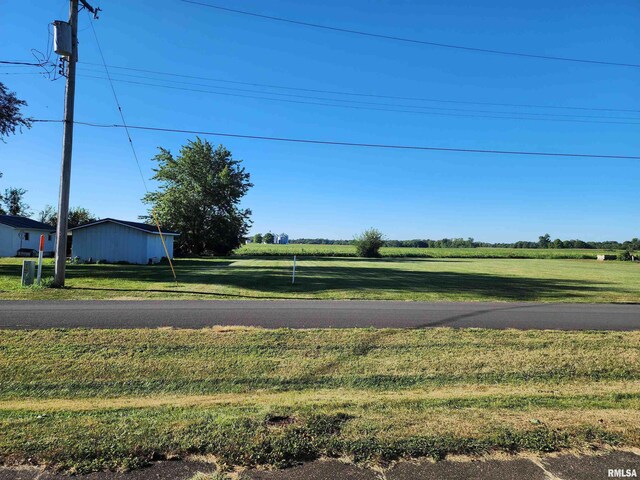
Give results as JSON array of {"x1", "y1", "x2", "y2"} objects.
[
  {"x1": 0, "y1": 300, "x2": 639, "y2": 330},
  {"x1": 2, "y1": 450, "x2": 639, "y2": 479}
]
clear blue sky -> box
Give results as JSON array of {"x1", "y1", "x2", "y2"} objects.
[{"x1": 1, "y1": 0, "x2": 638, "y2": 242}]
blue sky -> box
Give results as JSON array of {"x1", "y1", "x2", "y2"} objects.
[{"x1": 1, "y1": 0, "x2": 638, "y2": 242}]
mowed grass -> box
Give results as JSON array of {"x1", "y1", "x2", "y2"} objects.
[
  {"x1": 0, "y1": 255, "x2": 638, "y2": 301},
  {"x1": 238, "y1": 244, "x2": 619, "y2": 259},
  {"x1": 0, "y1": 328, "x2": 639, "y2": 472}
]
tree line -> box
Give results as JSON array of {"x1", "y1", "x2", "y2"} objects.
[{"x1": 290, "y1": 235, "x2": 640, "y2": 250}]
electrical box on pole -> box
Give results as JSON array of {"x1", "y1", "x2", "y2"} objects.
[{"x1": 53, "y1": 20, "x2": 72, "y2": 57}]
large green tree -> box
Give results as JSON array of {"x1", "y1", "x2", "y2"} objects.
[
  {"x1": 143, "y1": 138, "x2": 253, "y2": 256},
  {"x1": 0, "y1": 82, "x2": 32, "y2": 141}
]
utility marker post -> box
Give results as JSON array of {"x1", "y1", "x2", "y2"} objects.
[
  {"x1": 292, "y1": 255, "x2": 297, "y2": 284},
  {"x1": 36, "y1": 235, "x2": 45, "y2": 285},
  {"x1": 53, "y1": 0, "x2": 99, "y2": 287}
]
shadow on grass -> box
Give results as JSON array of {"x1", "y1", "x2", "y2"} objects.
[
  {"x1": 0, "y1": 258, "x2": 631, "y2": 301},
  {"x1": 68, "y1": 286, "x2": 307, "y2": 300}
]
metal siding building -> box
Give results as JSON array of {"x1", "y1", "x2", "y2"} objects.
[
  {"x1": 71, "y1": 219, "x2": 178, "y2": 264},
  {"x1": 0, "y1": 215, "x2": 56, "y2": 257}
]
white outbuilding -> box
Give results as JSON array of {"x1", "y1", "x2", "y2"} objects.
[
  {"x1": 70, "y1": 218, "x2": 179, "y2": 264},
  {"x1": 0, "y1": 215, "x2": 56, "y2": 257},
  {"x1": 275, "y1": 233, "x2": 289, "y2": 244}
]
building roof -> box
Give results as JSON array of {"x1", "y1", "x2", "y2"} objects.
[
  {"x1": 69, "y1": 218, "x2": 179, "y2": 235},
  {"x1": 0, "y1": 215, "x2": 55, "y2": 231}
]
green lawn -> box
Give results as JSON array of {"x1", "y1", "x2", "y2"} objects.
[
  {"x1": 0, "y1": 255, "x2": 638, "y2": 301},
  {"x1": 1, "y1": 327, "x2": 638, "y2": 473}
]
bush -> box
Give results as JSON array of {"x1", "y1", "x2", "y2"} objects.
[
  {"x1": 23, "y1": 276, "x2": 56, "y2": 290},
  {"x1": 354, "y1": 228, "x2": 384, "y2": 258},
  {"x1": 618, "y1": 249, "x2": 635, "y2": 261}
]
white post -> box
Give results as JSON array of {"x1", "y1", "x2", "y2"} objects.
[
  {"x1": 36, "y1": 234, "x2": 45, "y2": 285},
  {"x1": 292, "y1": 255, "x2": 297, "y2": 284}
]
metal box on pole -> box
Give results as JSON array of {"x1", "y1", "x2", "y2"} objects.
[{"x1": 53, "y1": 20, "x2": 73, "y2": 57}]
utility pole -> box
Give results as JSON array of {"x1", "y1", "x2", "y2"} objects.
[{"x1": 53, "y1": 0, "x2": 99, "y2": 287}]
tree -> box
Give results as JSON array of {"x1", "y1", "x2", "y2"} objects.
[
  {"x1": 38, "y1": 204, "x2": 56, "y2": 225},
  {"x1": 143, "y1": 138, "x2": 253, "y2": 256},
  {"x1": 37, "y1": 205, "x2": 97, "y2": 228},
  {"x1": 263, "y1": 232, "x2": 275, "y2": 244},
  {"x1": 68, "y1": 207, "x2": 96, "y2": 228},
  {"x1": 538, "y1": 233, "x2": 551, "y2": 249},
  {"x1": 0, "y1": 82, "x2": 32, "y2": 141},
  {"x1": 253, "y1": 233, "x2": 263, "y2": 244},
  {"x1": 354, "y1": 228, "x2": 384, "y2": 258},
  {"x1": 2, "y1": 187, "x2": 30, "y2": 216}
]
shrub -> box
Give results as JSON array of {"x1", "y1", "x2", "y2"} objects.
[
  {"x1": 263, "y1": 233, "x2": 275, "y2": 244},
  {"x1": 24, "y1": 276, "x2": 56, "y2": 290},
  {"x1": 618, "y1": 249, "x2": 635, "y2": 261},
  {"x1": 354, "y1": 228, "x2": 384, "y2": 258}
]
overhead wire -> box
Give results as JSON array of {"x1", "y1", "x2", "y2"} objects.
[
  {"x1": 75, "y1": 73, "x2": 640, "y2": 126},
  {"x1": 75, "y1": 67, "x2": 640, "y2": 121},
  {"x1": 32, "y1": 119, "x2": 640, "y2": 160},
  {"x1": 79, "y1": 61, "x2": 640, "y2": 114},
  {"x1": 0, "y1": 60, "x2": 49, "y2": 66},
  {"x1": 9, "y1": 56, "x2": 638, "y2": 114},
  {"x1": 86, "y1": 14, "x2": 178, "y2": 285},
  {"x1": 181, "y1": 0, "x2": 640, "y2": 69}
]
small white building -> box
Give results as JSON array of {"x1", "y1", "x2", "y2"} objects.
[
  {"x1": 0, "y1": 215, "x2": 56, "y2": 257},
  {"x1": 70, "y1": 218, "x2": 179, "y2": 264},
  {"x1": 275, "y1": 233, "x2": 289, "y2": 245}
]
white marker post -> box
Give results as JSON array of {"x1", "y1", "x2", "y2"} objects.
[
  {"x1": 292, "y1": 255, "x2": 297, "y2": 284},
  {"x1": 36, "y1": 234, "x2": 45, "y2": 285}
]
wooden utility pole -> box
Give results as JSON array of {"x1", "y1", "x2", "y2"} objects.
[{"x1": 54, "y1": 0, "x2": 98, "y2": 287}]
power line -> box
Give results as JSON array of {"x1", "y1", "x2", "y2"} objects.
[
  {"x1": 75, "y1": 68, "x2": 640, "y2": 121},
  {"x1": 1, "y1": 72, "x2": 46, "y2": 76},
  {"x1": 76, "y1": 73, "x2": 640, "y2": 126},
  {"x1": 32, "y1": 119, "x2": 640, "y2": 160},
  {"x1": 86, "y1": 14, "x2": 178, "y2": 284},
  {"x1": 0, "y1": 60, "x2": 49, "y2": 66},
  {"x1": 79, "y1": 62, "x2": 640, "y2": 114},
  {"x1": 181, "y1": 0, "x2": 640, "y2": 69},
  {"x1": 0, "y1": 64, "x2": 39, "y2": 69}
]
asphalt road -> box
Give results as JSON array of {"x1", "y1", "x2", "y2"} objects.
[
  {"x1": 0, "y1": 300, "x2": 639, "y2": 330},
  {"x1": 2, "y1": 451, "x2": 639, "y2": 479}
]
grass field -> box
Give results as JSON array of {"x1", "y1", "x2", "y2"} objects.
[
  {"x1": 0, "y1": 255, "x2": 637, "y2": 301},
  {"x1": 1, "y1": 327, "x2": 638, "y2": 473},
  {"x1": 238, "y1": 244, "x2": 619, "y2": 259}
]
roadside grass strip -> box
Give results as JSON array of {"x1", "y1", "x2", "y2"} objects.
[{"x1": 0, "y1": 327, "x2": 639, "y2": 472}]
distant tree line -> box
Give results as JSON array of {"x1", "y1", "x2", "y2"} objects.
[{"x1": 290, "y1": 235, "x2": 640, "y2": 251}]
